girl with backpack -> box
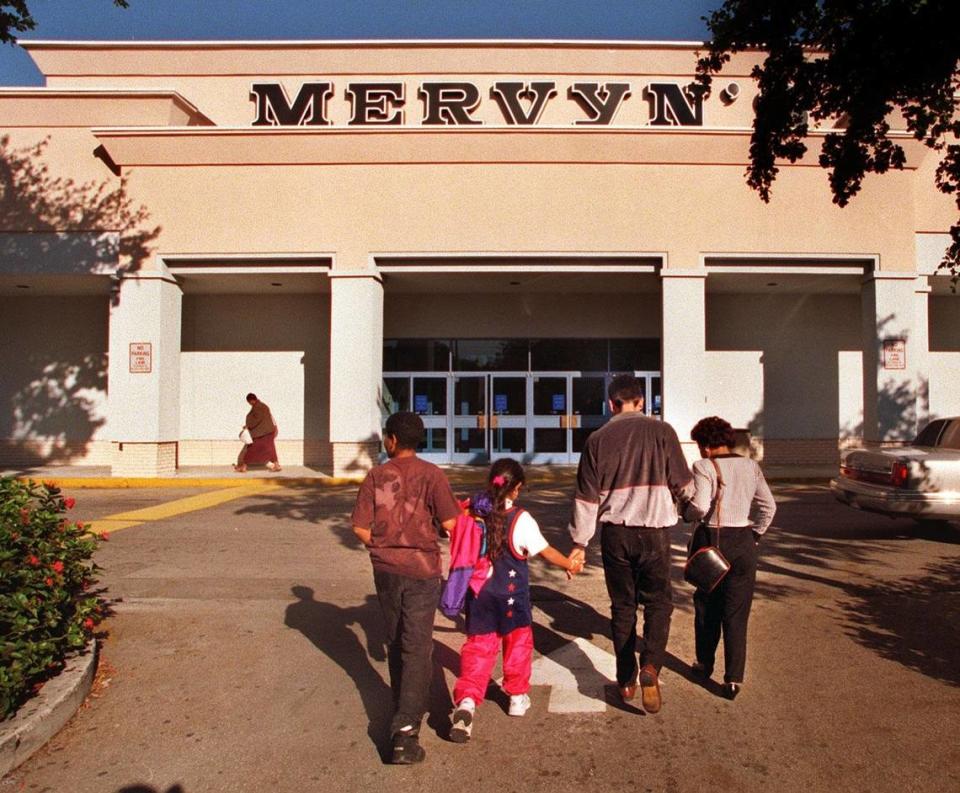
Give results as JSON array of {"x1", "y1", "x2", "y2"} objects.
[{"x1": 450, "y1": 459, "x2": 583, "y2": 742}]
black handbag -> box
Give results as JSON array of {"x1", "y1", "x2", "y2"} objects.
[{"x1": 684, "y1": 458, "x2": 731, "y2": 593}]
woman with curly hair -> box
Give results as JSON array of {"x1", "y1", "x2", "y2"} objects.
[{"x1": 687, "y1": 416, "x2": 776, "y2": 700}]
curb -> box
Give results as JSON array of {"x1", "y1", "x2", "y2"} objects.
[
  {"x1": 16, "y1": 476, "x2": 364, "y2": 489},
  {"x1": 0, "y1": 643, "x2": 98, "y2": 777}
]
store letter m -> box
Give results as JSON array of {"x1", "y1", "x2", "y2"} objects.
[{"x1": 250, "y1": 83, "x2": 334, "y2": 126}]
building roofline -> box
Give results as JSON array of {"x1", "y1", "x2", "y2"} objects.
[{"x1": 20, "y1": 38, "x2": 711, "y2": 51}]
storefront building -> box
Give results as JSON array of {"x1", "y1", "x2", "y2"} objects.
[{"x1": 1, "y1": 40, "x2": 957, "y2": 477}]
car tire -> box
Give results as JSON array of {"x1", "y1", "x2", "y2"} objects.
[{"x1": 911, "y1": 517, "x2": 954, "y2": 531}]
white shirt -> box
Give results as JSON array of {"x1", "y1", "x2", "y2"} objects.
[
  {"x1": 480, "y1": 501, "x2": 549, "y2": 580},
  {"x1": 508, "y1": 506, "x2": 550, "y2": 558}
]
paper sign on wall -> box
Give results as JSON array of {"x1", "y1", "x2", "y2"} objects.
[
  {"x1": 129, "y1": 342, "x2": 152, "y2": 373},
  {"x1": 882, "y1": 339, "x2": 906, "y2": 370}
]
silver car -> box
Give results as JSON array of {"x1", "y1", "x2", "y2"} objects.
[{"x1": 831, "y1": 417, "x2": 960, "y2": 523}]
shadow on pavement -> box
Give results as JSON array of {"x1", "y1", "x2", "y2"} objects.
[
  {"x1": 839, "y1": 557, "x2": 960, "y2": 687},
  {"x1": 428, "y1": 638, "x2": 458, "y2": 739},
  {"x1": 283, "y1": 586, "x2": 460, "y2": 757},
  {"x1": 115, "y1": 786, "x2": 185, "y2": 793},
  {"x1": 283, "y1": 586, "x2": 393, "y2": 758},
  {"x1": 232, "y1": 488, "x2": 363, "y2": 553}
]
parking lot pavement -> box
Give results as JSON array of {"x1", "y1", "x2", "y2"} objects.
[{"x1": 4, "y1": 482, "x2": 960, "y2": 793}]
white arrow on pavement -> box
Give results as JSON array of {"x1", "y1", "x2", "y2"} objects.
[{"x1": 528, "y1": 637, "x2": 618, "y2": 713}]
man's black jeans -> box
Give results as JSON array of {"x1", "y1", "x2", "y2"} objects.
[
  {"x1": 600, "y1": 523, "x2": 674, "y2": 686},
  {"x1": 373, "y1": 570, "x2": 440, "y2": 736}
]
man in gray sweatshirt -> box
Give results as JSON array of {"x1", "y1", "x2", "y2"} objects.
[{"x1": 569, "y1": 374, "x2": 694, "y2": 714}]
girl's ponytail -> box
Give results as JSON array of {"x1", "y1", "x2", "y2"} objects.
[{"x1": 479, "y1": 459, "x2": 526, "y2": 561}]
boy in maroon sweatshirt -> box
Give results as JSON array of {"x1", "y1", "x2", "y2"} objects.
[{"x1": 352, "y1": 411, "x2": 460, "y2": 764}]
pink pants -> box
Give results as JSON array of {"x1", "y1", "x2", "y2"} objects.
[{"x1": 453, "y1": 626, "x2": 534, "y2": 705}]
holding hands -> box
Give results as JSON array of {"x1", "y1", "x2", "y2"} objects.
[{"x1": 565, "y1": 545, "x2": 587, "y2": 579}]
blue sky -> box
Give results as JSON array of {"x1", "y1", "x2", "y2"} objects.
[{"x1": 1, "y1": 0, "x2": 719, "y2": 86}]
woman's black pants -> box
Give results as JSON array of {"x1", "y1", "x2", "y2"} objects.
[{"x1": 692, "y1": 526, "x2": 758, "y2": 684}]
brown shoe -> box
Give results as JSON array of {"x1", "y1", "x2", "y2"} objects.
[
  {"x1": 639, "y1": 664, "x2": 661, "y2": 713},
  {"x1": 618, "y1": 678, "x2": 638, "y2": 702}
]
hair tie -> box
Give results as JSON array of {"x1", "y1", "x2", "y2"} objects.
[
  {"x1": 470, "y1": 490, "x2": 494, "y2": 518},
  {"x1": 491, "y1": 474, "x2": 507, "y2": 487}
]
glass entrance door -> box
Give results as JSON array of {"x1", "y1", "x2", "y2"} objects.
[
  {"x1": 571, "y1": 375, "x2": 608, "y2": 458},
  {"x1": 528, "y1": 373, "x2": 611, "y2": 464},
  {"x1": 531, "y1": 375, "x2": 570, "y2": 463},
  {"x1": 382, "y1": 369, "x2": 661, "y2": 465},
  {"x1": 412, "y1": 375, "x2": 448, "y2": 461},
  {"x1": 452, "y1": 375, "x2": 488, "y2": 463},
  {"x1": 489, "y1": 375, "x2": 527, "y2": 460},
  {"x1": 383, "y1": 373, "x2": 449, "y2": 463}
]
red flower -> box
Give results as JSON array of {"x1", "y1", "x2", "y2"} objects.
[
  {"x1": 76, "y1": 521, "x2": 84, "y2": 531},
  {"x1": 45, "y1": 577, "x2": 54, "y2": 586},
  {"x1": 83, "y1": 618, "x2": 96, "y2": 630},
  {"x1": 81, "y1": 579, "x2": 90, "y2": 590},
  {"x1": 52, "y1": 560, "x2": 65, "y2": 574},
  {"x1": 64, "y1": 497, "x2": 76, "y2": 509},
  {"x1": 20, "y1": 508, "x2": 30, "y2": 525},
  {"x1": 100, "y1": 531, "x2": 110, "y2": 542},
  {"x1": 27, "y1": 555, "x2": 40, "y2": 567}
]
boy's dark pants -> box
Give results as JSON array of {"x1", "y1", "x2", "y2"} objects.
[
  {"x1": 600, "y1": 523, "x2": 674, "y2": 686},
  {"x1": 373, "y1": 570, "x2": 441, "y2": 736},
  {"x1": 692, "y1": 527, "x2": 758, "y2": 683}
]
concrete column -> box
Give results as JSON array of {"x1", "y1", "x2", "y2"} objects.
[
  {"x1": 108, "y1": 272, "x2": 182, "y2": 476},
  {"x1": 329, "y1": 272, "x2": 384, "y2": 476},
  {"x1": 913, "y1": 277, "x2": 931, "y2": 429},
  {"x1": 661, "y1": 270, "x2": 706, "y2": 460},
  {"x1": 860, "y1": 273, "x2": 921, "y2": 444}
]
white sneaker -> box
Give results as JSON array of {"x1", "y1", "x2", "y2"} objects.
[
  {"x1": 450, "y1": 697, "x2": 475, "y2": 743},
  {"x1": 508, "y1": 693, "x2": 531, "y2": 717}
]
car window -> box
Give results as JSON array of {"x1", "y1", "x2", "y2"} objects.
[
  {"x1": 914, "y1": 419, "x2": 946, "y2": 447},
  {"x1": 937, "y1": 420, "x2": 960, "y2": 450}
]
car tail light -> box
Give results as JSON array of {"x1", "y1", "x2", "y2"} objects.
[{"x1": 890, "y1": 462, "x2": 909, "y2": 488}]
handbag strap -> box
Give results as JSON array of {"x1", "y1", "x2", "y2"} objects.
[{"x1": 708, "y1": 457, "x2": 725, "y2": 546}]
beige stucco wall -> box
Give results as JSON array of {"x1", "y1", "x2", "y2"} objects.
[
  {"x1": 705, "y1": 292, "x2": 863, "y2": 439},
  {"x1": 928, "y1": 293, "x2": 960, "y2": 419},
  {"x1": 0, "y1": 295, "x2": 110, "y2": 464},
  {"x1": 115, "y1": 161, "x2": 917, "y2": 272},
  {"x1": 179, "y1": 293, "x2": 330, "y2": 464},
  {"x1": 12, "y1": 41, "x2": 920, "y2": 272}
]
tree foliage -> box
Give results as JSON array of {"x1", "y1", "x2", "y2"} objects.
[
  {"x1": 0, "y1": 1, "x2": 129, "y2": 45},
  {"x1": 696, "y1": 0, "x2": 960, "y2": 279}
]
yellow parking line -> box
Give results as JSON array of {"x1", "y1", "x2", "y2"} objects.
[{"x1": 85, "y1": 483, "x2": 281, "y2": 536}]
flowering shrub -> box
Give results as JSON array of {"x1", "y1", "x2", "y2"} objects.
[{"x1": 0, "y1": 478, "x2": 106, "y2": 719}]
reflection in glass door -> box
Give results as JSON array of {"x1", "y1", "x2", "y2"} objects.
[
  {"x1": 412, "y1": 375, "x2": 447, "y2": 461},
  {"x1": 490, "y1": 375, "x2": 527, "y2": 458},
  {"x1": 452, "y1": 375, "x2": 487, "y2": 463},
  {"x1": 572, "y1": 375, "x2": 608, "y2": 455},
  {"x1": 531, "y1": 375, "x2": 569, "y2": 463}
]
